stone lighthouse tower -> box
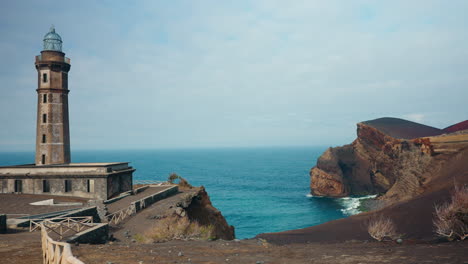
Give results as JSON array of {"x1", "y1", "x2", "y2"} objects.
[
  {"x1": 35, "y1": 26, "x2": 71, "y2": 165},
  {"x1": 0, "y1": 26, "x2": 134, "y2": 200}
]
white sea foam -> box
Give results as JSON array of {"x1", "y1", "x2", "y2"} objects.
[
  {"x1": 339, "y1": 195, "x2": 377, "y2": 215},
  {"x1": 306, "y1": 193, "x2": 326, "y2": 198}
]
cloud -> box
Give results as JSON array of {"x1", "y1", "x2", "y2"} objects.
[
  {"x1": 0, "y1": 1, "x2": 468, "y2": 150},
  {"x1": 403, "y1": 113, "x2": 425, "y2": 123}
]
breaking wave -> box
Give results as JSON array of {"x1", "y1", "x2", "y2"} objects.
[{"x1": 338, "y1": 195, "x2": 377, "y2": 215}]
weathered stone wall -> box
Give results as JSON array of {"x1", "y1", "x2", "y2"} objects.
[
  {"x1": 0, "y1": 163, "x2": 135, "y2": 199},
  {"x1": 107, "y1": 173, "x2": 133, "y2": 199},
  {"x1": 0, "y1": 176, "x2": 108, "y2": 200},
  {"x1": 132, "y1": 186, "x2": 178, "y2": 212},
  {"x1": 66, "y1": 223, "x2": 109, "y2": 244},
  {"x1": 62, "y1": 206, "x2": 101, "y2": 223}
]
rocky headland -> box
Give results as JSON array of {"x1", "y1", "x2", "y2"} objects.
[
  {"x1": 258, "y1": 117, "x2": 468, "y2": 244},
  {"x1": 310, "y1": 117, "x2": 468, "y2": 202}
]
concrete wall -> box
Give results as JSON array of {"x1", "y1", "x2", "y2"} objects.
[
  {"x1": 0, "y1": 177, "x2": 108, "y2": 200},
  {"x1": 0, "y1": 164, "x2": 135, "y2": 199},
  {"x1": 107, "y1": 173, "x2": 133, "y2": 199},
  {"x1": 61, "y1": 206, "x2": 101, "y2": 224},
  {"x1": 132, "y1": 186, "x2": 178, "y2": 212},
  {"x1": 66, "y1": 223, "x2": 108, "y2": 244},
  {"x1": 0, "y1": 214, "x2": 6, "y2": 234}
]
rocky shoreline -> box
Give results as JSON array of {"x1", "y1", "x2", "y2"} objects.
[{"x1": 257, "y1": 117, "x2": 468, "y2": 245}]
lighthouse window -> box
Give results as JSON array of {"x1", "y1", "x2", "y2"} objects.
[
  {"x1": 42, "y1": 134, "x2": 46, "y2": 143},
  {"x1": 42, "y1": 154, "x2": 46, "y2": 164},
  {"x1": 43, "y1": 94, "x2": 47, "y2": 103},
  {"x1": 42, "y1": 114, "x2": 47, "y2": 123},
  {"x1": 43, "y1": 73, "x2": 47, "y2": 83}
]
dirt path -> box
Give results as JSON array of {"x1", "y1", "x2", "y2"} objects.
[
  {"x1": 1, "y1": 229, "x2": 466, "y2": 264},
  {"x1": 0, "y1": 230, "x2": 42, "y2": 264},
  {"x1": 74, "y1": 239, "x2": 468, "y2": 264},
  {"x1": 106, "y1": 186, "x2": 171, "y2": 213},
  {"x1": 110, "y1": 190, "x2": 191, "y2": 241}
]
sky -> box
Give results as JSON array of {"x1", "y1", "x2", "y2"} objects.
[{"x1": 0, "y1": 0, "x2": 467, "y2": 151}]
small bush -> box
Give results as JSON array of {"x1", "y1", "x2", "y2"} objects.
[
  {"x1": 367, "y1": 216, "x2": 399, "y2": 241},
  {"x1": 144, "y1": 215, "x2": 215, "y2": 243},
  {"x1": 168, "y1": 173, "x2": 180, "y2": 184},
  {"x1": 133, "y1": 233, "x2": 147, "y2": 243},
  {"x1": 433, "y1": 185, "x2": 468, "y2": 241},
  {"x1": 167, "y1": 173, "x2": 193, "y2": 189}
]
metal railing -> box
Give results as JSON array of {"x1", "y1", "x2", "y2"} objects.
[{"x1": 35, "y1": 55, "x2": 71, "y2": 64}]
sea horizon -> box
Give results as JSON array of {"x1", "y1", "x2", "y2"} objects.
[{"x1": 0, "y1": 146, "x2": 366, "y2": 239}]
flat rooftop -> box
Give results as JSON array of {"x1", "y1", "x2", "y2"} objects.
[
  {"x1": 0, "y1": 162, "x2": 129, "y2": 168},
  {"x1": 0, "y1": 193, "x2": 87, "y2": 217},
  {"x1": 0, "y1": 162, "x2": 134, "y2": 176}
]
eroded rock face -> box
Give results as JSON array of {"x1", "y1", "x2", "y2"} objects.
[
  {"x1": 310, "y1": 123, "x2": 433, "y2": 201},
  {"x1": 183, "y1": 187, "x2": 235, "y2": 240}
]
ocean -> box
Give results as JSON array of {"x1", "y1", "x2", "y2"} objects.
[{"x1": 0, "y1": 147, "x2": 368, "y2": 239}]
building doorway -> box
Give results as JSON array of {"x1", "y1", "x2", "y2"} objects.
[{"x1": 14, "y1": 180, "x2": 22, "y2": 193}]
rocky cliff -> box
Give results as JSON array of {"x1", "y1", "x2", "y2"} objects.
[
  {"x1": 111, "y1": 185, "x2": 235, "y2": 242},
  {"x1": 310, "y1": 117, "x2": 468, "y2": 202},
  {"x1": 175, "y1": 186, "x2": 235, "y2": 240}
]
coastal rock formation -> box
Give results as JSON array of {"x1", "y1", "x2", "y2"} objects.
[
  {"x1": 111, "y1": 185, "x2": 235, "y2": 242},
  {"x1": 177, "y1": 187, "x2": 235, "y2": 240},
  {"x1": 262, "y1": 144, "x2": 468, "y2": 243},
  {"x1": 310, "y1": 117, "x2": 461, "y2": 201}
]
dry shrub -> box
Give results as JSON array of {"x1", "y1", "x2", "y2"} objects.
[
  {"x1": 178, "y1": 177, "x2": 193, "y2": 189},
  {"x1": 433, "y1": 185, "x2": 468, "y2": 241},
  {"x1": 168, "y1": 173, "x2": 180, "y2": 184},
  {"x1": 367, "y1": 216, "x2": 399, "y2": 241},
  {"x1": 167, "y1": 173, "x2": 193, "y2": 189},
  {"x1": 144, "y1": 215, "x2": 214, "y2": 243}
]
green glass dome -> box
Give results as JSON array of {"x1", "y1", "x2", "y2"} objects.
[{"x1": 43, "y1": 25, "x2": 62, "y2": 52}]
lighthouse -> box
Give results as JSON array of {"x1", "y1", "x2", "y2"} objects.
[
  {"x1": 35, "y1": 26, "x2": 71, "y2": 165},
  {"x1": 0, "y1": 26, "x2": 134, "y2": 200}
]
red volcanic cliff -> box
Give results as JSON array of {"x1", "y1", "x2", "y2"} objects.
[
  {"x1": 309, "y1": 117, "x2": 468, "y2": 201},
  {"x1": 443, "y1": 120, "x2": 468, "y2": 133}
]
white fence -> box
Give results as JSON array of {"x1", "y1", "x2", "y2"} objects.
[
  {"x1": 30, "y1": 216, "x2": 94, "y2": 240},
  {"x1": 41, "y1": 223, "x2": 85, "y2": 264},
  {"x1": 106, "y1": 204, "x2": 136, "y2": 225}
]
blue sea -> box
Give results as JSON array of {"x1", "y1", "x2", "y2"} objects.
[{"x1": 0, "y1": 147, "x2": 366, "y2": 239}]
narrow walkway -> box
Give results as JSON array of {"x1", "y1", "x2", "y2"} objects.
[
  {"x1": 106, "y1": 186, "x2": 173, "y2": 213},
  {"x1": 110, "y1": 189, "x2": 194, "y2": 241}
]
